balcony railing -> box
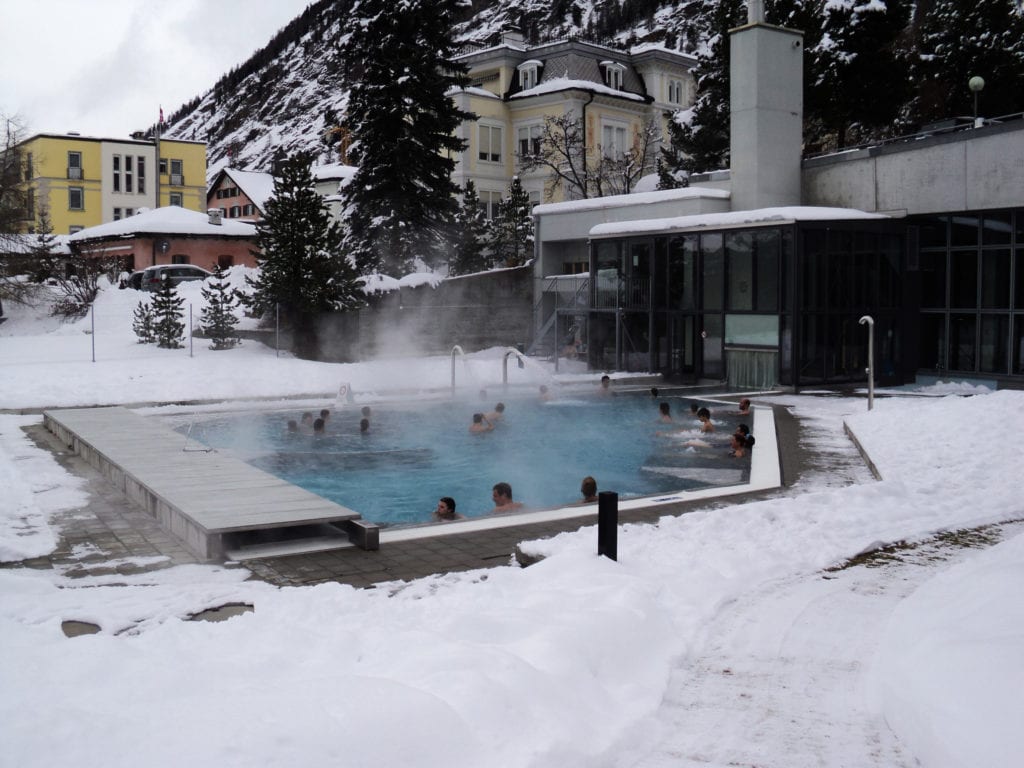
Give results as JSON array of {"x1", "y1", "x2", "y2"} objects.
[
  {"x1": 169, "y1": 173, "x2": 184, "y2": 186},
  {"x1": 67, "y1": 167, "x2": 82, "y2": 180},
  {"x1": 593, "y1": 274, "x2": 651, "y2": 310}
]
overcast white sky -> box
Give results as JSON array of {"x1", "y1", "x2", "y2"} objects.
[{"x1": 0, "y1": 0, "x2": 312, "y2": 139}]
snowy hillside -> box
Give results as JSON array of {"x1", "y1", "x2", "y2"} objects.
[{"x1": 160, "y1": 0, "x2": 702, "y2": 180}]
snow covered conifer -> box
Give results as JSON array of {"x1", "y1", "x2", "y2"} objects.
[
  {"x1": 244, "y1": 151, "x2": 361, "y2": 359},
  {"x1": 151, "y1": 278, "x2": 185, "y2": 349},
  {"x1": 200, "y1": 263, "x2": 240, "y2": 350},
  {"x1": 449, "y1": 180, "x2": 491, "y2": 276},
  {"x1": 660, "y1": 0, "x2": 745, "y2": 176},
  {"x1": 132, "y1": 299, "x2": 155, "y2": 344},
  {"x1": 490, "y1": 177, "x2": 534, "y2": 268},
  {"x1": 339, "y1": 0, "x2": 473, "y2": 276}
]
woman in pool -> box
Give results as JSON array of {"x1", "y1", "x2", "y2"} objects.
[
  {"x1": 432, "y1": 497, "x2": 464, "y2": 522},
  {"x1": 729, "y1": 432, "x2": 747, "y2": 458}
]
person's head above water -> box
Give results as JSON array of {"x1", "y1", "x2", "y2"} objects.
[{"x1": 580, "y1": 476, "x2": 598, "y2": 500}]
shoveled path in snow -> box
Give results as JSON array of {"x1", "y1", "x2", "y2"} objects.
[{"x1": 613, "y1": 522, "x2": 1023, "y2": 768}]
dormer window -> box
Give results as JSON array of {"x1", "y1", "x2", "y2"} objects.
[
  {"x1": 600, "y1": 61, "x2": 625, "y2": 91},
  {"x1": 517, "y1": 59, "x2": 542, "y2": 91}
]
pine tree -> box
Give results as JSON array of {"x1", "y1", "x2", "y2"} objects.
[
  {"x1": 200, "y1": 264, "x2": 240, "y2": 350},
  {"x1": 810, "y1": 0, "x2": 912, "y2": 148},
  {"x1": 132, "y1": 299, "x2": 156, "y2": 344},
  {"x1": 908, "y1": 0, "x2": 1024, "y2": 126},
  {"x1": 449, "y1": 180, "x2": 491, "y2": 276},
  {"x1": 490, "y1": 177, "x2": 534, "y2": 268},
  {"x1": 244, "y1": 151, "x2": 362, "y2": 359},
  {"x1": 659, "y1": 0, "x2": 745, "y2": 176},
  {"x1": 151, "y1": 279, "x2": 185, "y2": 349},
  {"x1": 339, "y1": 0, "x2": 474, "y2": 276}
]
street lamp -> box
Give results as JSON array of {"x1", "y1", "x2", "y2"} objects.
[{"x1": 969, "y1": 76, "x2": 985, "y2": 127}]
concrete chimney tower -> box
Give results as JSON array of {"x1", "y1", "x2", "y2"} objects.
[{"x1": 729, "y1": 3, "x2": 804, "y2": 210}]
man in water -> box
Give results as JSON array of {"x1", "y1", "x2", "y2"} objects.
[
  {"x1": 598, "y1": 375, "x2": 613, "y2": 396},
  {"x1": 491, "y1": 482, "x2": 523, "y2": 513},
  {"x1": 432, "y1": 497, "x2": 463, "y2": 522},
  {"x1": 485, "y1": 402, "x2": 506, "y2": 422}
]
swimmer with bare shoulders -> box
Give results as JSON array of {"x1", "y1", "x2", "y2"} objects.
[
  {"x1": 469, "y1": 413, "x2": 493, "y2": 433},
  {"x1": 491, "y1": 482, "x2": 523, "y2": 513}
]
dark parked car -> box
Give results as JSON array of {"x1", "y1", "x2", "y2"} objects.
[
  {"x1": 139, "y1": 265, "x2": 212, "y2": 291},
  {"x1": 122, "y1": 270, "x2": 145, "y2": 290}
]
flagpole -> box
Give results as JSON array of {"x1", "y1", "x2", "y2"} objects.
[{"x1": 155, "y1": 106, "x2": 162, "y2": 209}]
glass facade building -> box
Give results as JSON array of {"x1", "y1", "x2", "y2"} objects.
[{"x1": 586, "y1": 217, "x2": 911, "y2": 388}]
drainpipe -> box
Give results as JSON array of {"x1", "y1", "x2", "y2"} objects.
[{"x1": 581, "y1": 92, "x2": 595, "y2": 198}]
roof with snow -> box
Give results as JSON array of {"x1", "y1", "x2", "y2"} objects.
[
  {"x1": 534, "y1": 186, "x2": 731, "y2": 216},
  {"x1": 313, "y1": 163, "x2": 357, "y2": 182},
  {"x1": 589, "y1": 207, "x2": 892, "y2": 238},
  {"x1": 0, "y1": 234, "x2": 72, "y2": 255},
  {"x1": 208, "y1": 167, "x2": 275, "y2": 212},
  {"x1": 68, "y1": 206, "x2": 257, "y2": 242}
]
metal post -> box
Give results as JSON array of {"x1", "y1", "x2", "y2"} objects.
[
  {"x1": 90, "y1": 304, "x2": 95, "y2": 363},
  {"x1": 189, "y1": 303, "x2": 194, "y2": 358},
  {"x1": 859, "y1": 315, "x2": 875, "y2": 410},
  {"x1": 275, "y1": 303, "x2": 280, "y2": 357},
  {"x1": 597, "y1": 490, "x2": 618, "y2": 561}
]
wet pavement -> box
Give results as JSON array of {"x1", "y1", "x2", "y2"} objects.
[{"x1": 6, "y1": 401, "x2": 834, "y2": 588}]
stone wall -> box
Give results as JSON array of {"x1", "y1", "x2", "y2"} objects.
[{"x1": 317, "y1": 266, "x2": 533, "y2": 362}]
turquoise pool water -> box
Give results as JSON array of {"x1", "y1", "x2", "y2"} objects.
[{"x1": 179, "y1": 394, "x2": 750, "y2": 526}]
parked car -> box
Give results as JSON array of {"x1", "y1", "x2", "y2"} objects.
[
  {"x1": 139, "y1": 265, "x2": 213, "y2": 291},
  {"x1": 121, "y1": 270, "x2": 145, "y2": 290}
]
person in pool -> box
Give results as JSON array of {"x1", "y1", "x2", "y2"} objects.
[
  {"x1": 491, "y1": 482, "x2": 523, "y2": 513},
  {"x1": 696, "y1": 406, "x2": 715, "y2": 433},
  {"x1": 729, "y1": 432, "x2": 747, "y2": 458},
  {"x1": 312, "y1": 417, "x2": 326, "y2": 435},
  {"x1": 658, "y1": 402, "x2": 673, "y2": 423},
  {"x1": 432, "y1": 496, "x2": 464, "y2": 522},
  {"x1": 598, "y1": 375, "x2": 613, "y2": 396},
  {"x1": 579, "y1": 476, "x2": 598, "y2": 503},
  {"x1": 300, "y1": 411, "x2": 314, "y2": 433},
  {"x1": 469, "y1": 413, "x2": 493, "y2": 433},
  {"x1": 737, "y1": 398, "x2": 752, "y2": 416},
  {"x1": 485, "y1": 402, "x2": 506, "y2": 422}
]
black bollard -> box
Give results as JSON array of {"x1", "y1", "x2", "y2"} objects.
[{"x1": 597, "y1": 490, "x2": 618, "y2": 561}]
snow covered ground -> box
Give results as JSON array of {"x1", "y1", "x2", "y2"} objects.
[{"x1": 1, "y1": 281, "x2": 1021, "y2": 767}]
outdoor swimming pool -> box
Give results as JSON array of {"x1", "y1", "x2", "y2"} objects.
[{"x1": 176, "y1": 394, "x2": 751, "y2": 527}]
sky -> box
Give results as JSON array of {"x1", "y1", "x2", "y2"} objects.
[
  {"x1": 0, "y1": 0, "x2": 311, "y2": 139},
  {"x1": 1, "y1": 278, "x2": 1022, "y2": 767}
]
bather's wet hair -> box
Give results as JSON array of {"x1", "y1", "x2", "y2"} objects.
[
  {"x1": 697, "y1": 407, "x2": 711, "y2": 420},
  {"x1": 659, "y1": 402, "x2": 671, "y2": 416},
  {"x1": 493, "y1": 482, "x2": 513, "y2": 500}
]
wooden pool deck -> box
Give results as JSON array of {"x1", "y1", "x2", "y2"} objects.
[{"x1": 43, "y1": 407, "x2": 377, "y2": 560}]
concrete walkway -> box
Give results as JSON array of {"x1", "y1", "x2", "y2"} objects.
[{"x1": 2, "y1": 400, "x2": 839, "y2": 588}]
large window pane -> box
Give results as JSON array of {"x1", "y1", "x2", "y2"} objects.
[
  {"x1": 950, "y1": 251, "x2": 978, "y2": 309},
  {"x1": 801, "y1": 231, "x2": 826, "y2": 310},
  {"x1": 1013, "y1": 315, "x2": 1024, "y2": 375},
  {"x1": 1016, "y1": 249, "x2": 1024, "y2": 310},
  {"x1": 755, "y1": 230, "x2": 779, "y2": 311},
  {"x1": 918, "y1": 251, "x2": 946, "y2": 308},
  {"x1": 980, "y1": 315, "x2": 1009, "y2": 373},
  {"x1": 982, "y1": 212, "x2": 1012, "y2": 245},
  {"x1": 950, "y1": 214, "x2": 979, "y2": 247},
  {"x1": 702, "y1": 233, "x2": 723, "y2": 311},
  {"x1": 879, "y1": 235, "x2": 901, "y2": 307},
  {"x1": 799, "y1": 314, "x2": 827, "y2": 383},
  {"x1": 918, "y1": 217, "x2": 948, "y2": 248},
  {"x1": 668, "y1": 235, "x2": 697, "y2": 310},
  {"x1": 726, "y1": 232, "x2": 753, "y2": 311},
  {"x1": 981, "y1": 249, "x2": 1010, "y2": 308},
  {"x1": 949, "y1": 313, "x2": 976, "y2": 371},
  {"x1": 701, "y1": 313, "x2": 723, "y2": 378},
  {"x1": 918, "y1": 313, "x2": 946, "y2": 370}
]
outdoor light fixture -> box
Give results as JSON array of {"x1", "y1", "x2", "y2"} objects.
[{"x1": 969, "y1": 76, "x2": 985, "y2": 127}]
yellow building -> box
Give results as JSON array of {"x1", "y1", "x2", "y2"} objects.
[
  {"x1": 12, "y1": 132, "x2": 206, "y2": 235},
  {"x1": 450, "y1": 33, "x2": 697, "y2": 217}
]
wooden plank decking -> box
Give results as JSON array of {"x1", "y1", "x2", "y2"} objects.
[{"x1": 44, "y1": 406, "x2": 363, "y2": 560}]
